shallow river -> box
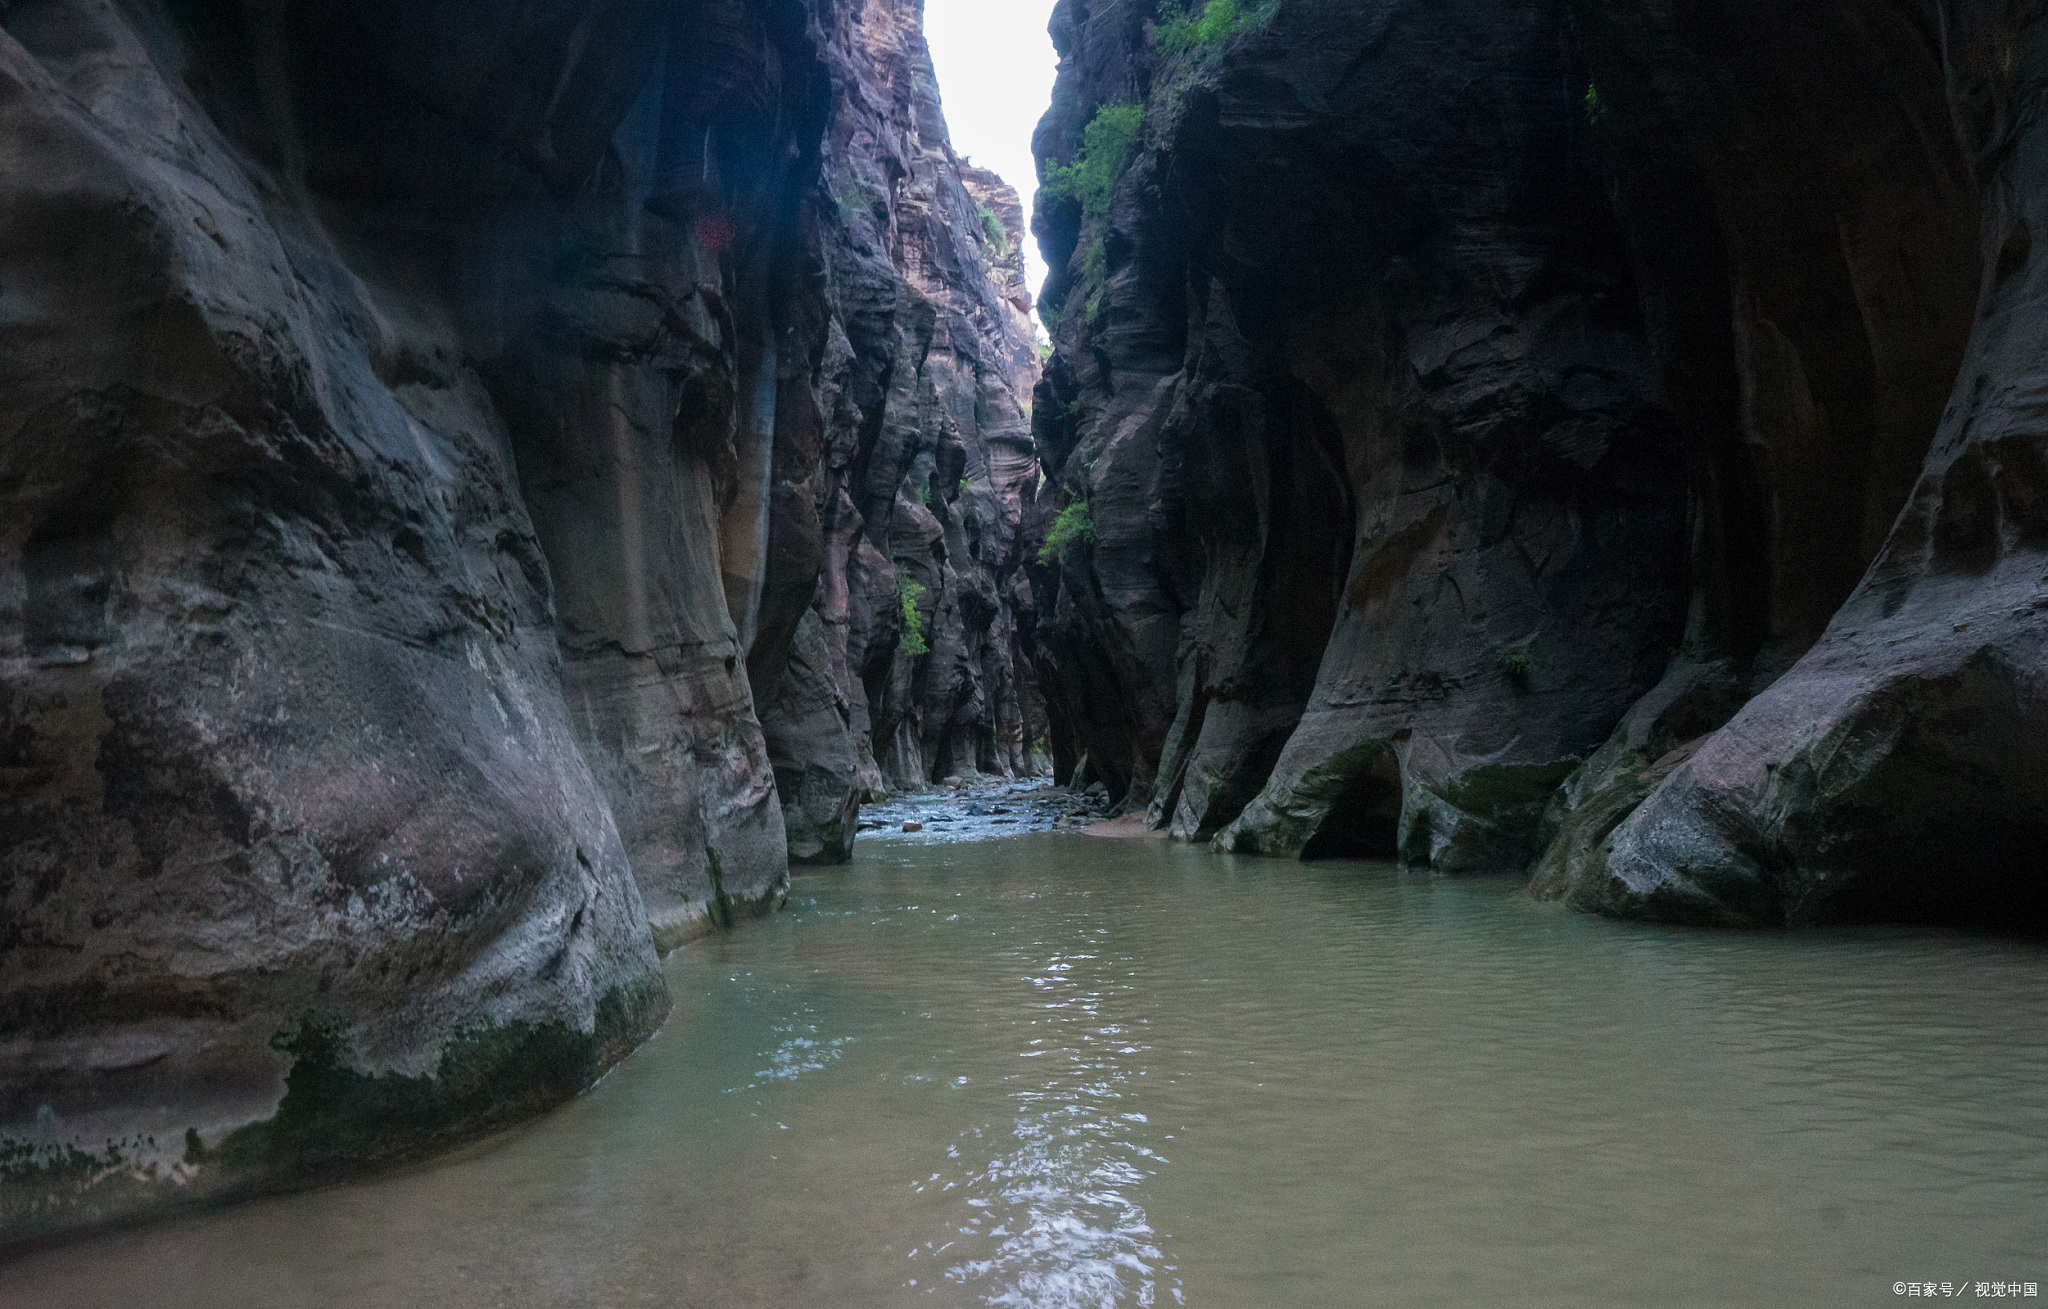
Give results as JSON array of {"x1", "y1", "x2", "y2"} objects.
[{"x1": 8, "y1": 831, "x2": 2047, "y2": 1308}]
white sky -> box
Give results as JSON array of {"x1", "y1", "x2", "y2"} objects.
[{"x1": 922, "y1": 0, "x2": 1060, "y2": 310}]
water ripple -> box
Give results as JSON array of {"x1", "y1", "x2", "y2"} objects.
[{"x1": 931, "y1": 951, "x2": 1181, "y2": 1307}]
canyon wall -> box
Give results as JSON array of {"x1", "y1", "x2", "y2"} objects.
[
  {"x1": 1028, "y1": 0, "x2": 2044, "y2": 926},
  {"x1": 0, "y1": 0, "x2": 1038, "y2": 1246},
  {"x1": 809, "y1": 0, "x2": 1047, "y2": 810},
  {"x1": 8, "y1": 0, "x2": 2045, "y2": 1256}
]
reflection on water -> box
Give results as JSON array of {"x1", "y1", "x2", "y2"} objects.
[
  {"x1": 942, "y1": 943, "x2": 1175, "y2": 1309},
  {"x1": 4, "y1": 836, "x2": 2046, "y2": 1308}
]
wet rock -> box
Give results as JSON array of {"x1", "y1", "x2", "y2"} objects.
[
  {"x1": 1026, "y1": 0, "x2": 2044, "y2": 927},
  {"x1": 1028, "y1": 0, "x2": 1686, "y2": 868},
  {"x1": 859, "y1": 777, "x2": 1069, "y2": 841},
  {"x1": 0, "y1": 0, "x2": 719, "y2": 1245},
  {"x1": 0, "y1": 0, "x2": 1043, "y2": 1249},
  {"x1": 1534, "y1": 0, "x2": 2040, "y2": 927},
  {"x1": 759, "y1": 613, "x2": 862, "y2": 869}
]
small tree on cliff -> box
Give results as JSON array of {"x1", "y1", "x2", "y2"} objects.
[
  {"x1": 1155, "y1": 0, "x2": 1274, "y2": 56},
  {"x1": 1039, "y1": 502, "x2": 1098, "y2": 563},
  {"x1": 899, "y1": 578, "x2": 931, "y2": 656},
  {"x1": 978, "y1": 202, "x2": 1010, "y2": 254},
  {"x1": 1041, "y1": 104, "x2": 1145, "y2": 226}
]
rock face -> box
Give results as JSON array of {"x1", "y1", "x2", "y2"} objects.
[
  {"x1": 1545, "y1": 0, "x2": 2041, "y2": 928},
  {"x1": 809, "y1": 0, "x2": 1047, "y2": 805},
  {"x1": 1028, "y1": 0, "x2": 2044, "y2": 927},
  {"x1": 8, "y1": 0, "x2": 2042, "y2": 1257},
  {"x1": 1030, "y1": 0, "x2": 1689, "y2": 867},
  {"x1": 0, "y1": 0, "x2": 1038, "y2": 1247}
]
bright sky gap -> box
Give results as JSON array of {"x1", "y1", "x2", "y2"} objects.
[{"x1": 922, "y1": 0, "x2": 1060, "y2": 311}]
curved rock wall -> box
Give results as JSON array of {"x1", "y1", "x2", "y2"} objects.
[
  {"x1": 808, "y1": 0, "x2": 1047, "y2": 806},
  {"x1": 1029, "y1": 0, "x2": 1690, "y2": 867},
  {"x1": 1028, "y1": 0, "x2": 2044, "y2": 927},
  {"x1": 1548, "y1": 0, "x2": 2040, "y2": 927},
  {"x1": 10, "y1": 0, "x2": 2040, "y2": 1256},
  {"x1": 0, "y1": 0, "x2": 1039, "y2": 1247}
]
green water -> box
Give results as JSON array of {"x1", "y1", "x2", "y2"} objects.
[{"x1": 6, "y1": 834, "x2": 2046, "y2": 1307}]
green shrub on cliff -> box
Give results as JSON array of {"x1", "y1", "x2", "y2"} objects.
[
  {"x1": 1041, "y1": 104, "x2": 1146, "y2": 225},
  {"x1": 1082, "y1": 237, "x2": 1107, "y2": 286},
  {"x1": 1156, "y1": 0, "x2": 1273, "y2": 55},
  {"x1": 899, "y1": 578, "x2": 930, "y2": 656},
  {"x1": 838, "y1": 180, "x2": 883, "y2": 221},
  {"x1": 1157, "y1": 0, "x2": 1244, "y2": 53},
  {"x1": 1040, "y1": 501, "x2": 1098, "y2": 563},
  {"x1": 1494, "y1": 646, "x2": 1534, "y2": 689},
  {"x1": 978, "y1": 202, "x2": 1010, "y2": 253}
]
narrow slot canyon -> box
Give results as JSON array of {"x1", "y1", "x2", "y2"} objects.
[{"x1": 1, "y1": 0, "x2": 2045, "y2": 1303}]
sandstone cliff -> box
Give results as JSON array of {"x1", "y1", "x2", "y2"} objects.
[
  {"x1": 0, "y1": 0, "x2": 1038, "y2": 1246},
  {"x1": 807, "y1": 0, "x2": 1047, "y2": 813},
  {"x1": 11, "y1": 0, "x2": 2044, "y2": 1257},
  {"x1": 1027, "y1": 0, "x2": 2043, "y2": 927}
]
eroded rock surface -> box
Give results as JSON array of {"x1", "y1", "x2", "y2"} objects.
[
  {"x1": 9, "y1": 0, "x2": 2046, "y2": 1258},
  {"x1": 808, "y1": 0, "x2": 1048, "y2": 807},
  {"x1": 1554, "y1": 0, "x2": 2045, "y2": 928},
  {"x1": 1026, "y1": 0, "x2": 2044, "y2": 927},
  {"x1": 1029, "y1": 0, "x2": 1688, "y2": 867},
  {"x1": 0, "y1": 0, "x2": 1040, "y2": 1246}
]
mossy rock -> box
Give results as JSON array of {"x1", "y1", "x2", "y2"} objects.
[{"x1": 1, "y1": 973, "x2": 668, "y2": 1252}]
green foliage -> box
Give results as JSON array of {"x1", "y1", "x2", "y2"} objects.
[
  {"x1": 1059, "y1": 293, "x2": 1087, "y2": 331},
  {"x1": 916, "y1": 483, "x2": 932, "y2": 505},
  {"x1": 1041, "y1": 103, "x2": 1146, "y2": 225},
  {"x1": 1155, "y1": 0, "x2": 1272, "y2": 55},
  {"x1": 1150, "y1": 2, "x2": 1275, "y2": 132},
  {"x1": 899, "y1": 578, "x2": 930, "y2": 656},
  {"x1": 1156, "y1": 0, "x2": 1246, "y2": 53},
  {"x1": 1085, "y1": 292, "x2": 1104, "y2": 327},
  {"x1": 1494, "y1": 646, "x2": 1535, "y2": 689},
  {"x1": 1583, "y1": 82, "x2": 1603, "y2": 122},
  {"x1": 1081, "y1": 237, "x2": 1107, "y2": 286},
  {"x1": 1037, "y1": 339, "x2": 1055, "y2": 362},
  {"x1": 978, "y1": 202, "x2": 1010, "y2": 253},
  {"x1": 1039, "y1": 501, "x2": 1098, "y2": 563},
  {"x1": 838, "y1": 180, "x2": 883, "y2": 219}
]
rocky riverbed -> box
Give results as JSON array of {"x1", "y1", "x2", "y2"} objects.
[{"x1": 857, "y1": 778, "x2": 1121, "y2": 843}]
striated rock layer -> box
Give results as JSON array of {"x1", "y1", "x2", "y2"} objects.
[
  {"x1": 806, "y1": 0, "x2": 1046, "y2": 813},
  {"x1": 1544, "y1": 0, "x2": 2041, "y2": 928},
  {"x1": 1028, "y1": 0, "x2": 1689, "y2": 866},
  {"x1": 1027, "y1": 0, "x2": 2043, "y2": 927},
  {"x1": 0, "y1": 0, "x2": 1039, "y2": 1247}
]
